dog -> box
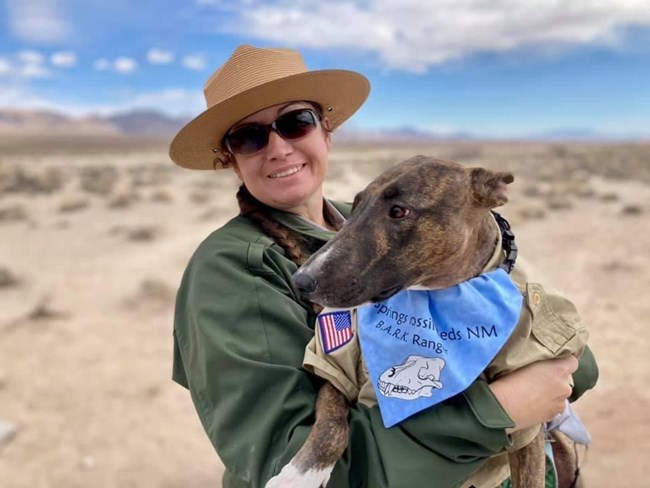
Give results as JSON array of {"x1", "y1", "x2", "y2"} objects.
[{"x1": 266, "y1": 155, "x2": 586, "y2": 488}]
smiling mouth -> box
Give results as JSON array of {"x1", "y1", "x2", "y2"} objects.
[{"x1": 269, "y1": 164, "x2": 306, "y2": 179}]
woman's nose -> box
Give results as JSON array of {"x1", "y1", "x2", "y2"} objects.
[{"x1": 265, "y1": 129, "x2": 293, "y2": 159}]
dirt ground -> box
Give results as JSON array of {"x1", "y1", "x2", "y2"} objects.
[{"x1": 0, "y1": 138, "x2": 648, "y2": 487}]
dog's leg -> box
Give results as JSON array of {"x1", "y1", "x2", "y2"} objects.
[
  {"x1": 550, "y1": 430, "x2": 583, "y2": 488},
  {"x1": 265, "y1": 382, "x2": 350, "y2": 488},
  {"x1": 508, "y1": 429, "x2": 546, "y2": 488}
]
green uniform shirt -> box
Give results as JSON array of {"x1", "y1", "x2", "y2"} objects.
[{"x1": 172, "y1": 201, "x2": 598, "y2": 488}]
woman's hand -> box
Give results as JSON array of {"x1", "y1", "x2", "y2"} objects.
[{"x1": 489, "y1": 356, "x2": 578, "y2": 433}]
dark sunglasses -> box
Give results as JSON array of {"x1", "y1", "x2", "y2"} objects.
[{"x1": 224, "y1": 108, "x2": 321, "y2": 156}]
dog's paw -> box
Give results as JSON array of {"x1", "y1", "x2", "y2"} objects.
[{"x1": 265, "y1": 462, "x2": 334, "y2": 488}]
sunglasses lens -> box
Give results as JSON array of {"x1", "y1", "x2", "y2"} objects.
[
  {"x1": 276, "y1": 109, "x2": 318, "y2": 140},
  {"x1": 225, "y1": 125, "x2": 268, "y2": 155},
  {"x1": 224, "y1": 109, "x2": 319, "y2": 156}
]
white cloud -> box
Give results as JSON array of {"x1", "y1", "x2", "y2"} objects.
[
  {"x1": 0, "y1": 85, "x2": 31, "y2": 107},
  {"x1": 147, "y1": 48, "x2": 174, "y2": 64},
  {"x1": 0, "y1": 88, "x2": 117, "y2": 116},
  {"x1": 212, "y1": 0, "x2": 650, "y2": 71},
  {"x1": 17, "y1": 50, "x2": 45, "y2": 65},
  {"x1": 0, "y1": 53, "x2": 51, "y2": 79},
  {"x1": 0, "y1": 59, "x2": 13, "y2": 76},
  {"x1": 182, "y1": 54, "x2": 206, "y2": 71},
  {"x1": 94, "y1": 57, "x2": 139, "y2": 74},
  {"x1": 51, "y1": 51, "x2": 77, "y2": 68},
  {"x1": 6, "y1": 0, "x2": 72, "y2": 44},
  {"x1": 0, "y1": 86, "x2": 204, "y2": 118},
  {"x1": 19, "y1": 63, "x2": 51, "y2": 79},
  {"x1": 114, "y1": 57, "x2": 137, "y2": 74}
]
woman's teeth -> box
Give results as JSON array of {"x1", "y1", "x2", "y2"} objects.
[{"x1": 270, "y1": 165, "x2": 304, "y2": 178}]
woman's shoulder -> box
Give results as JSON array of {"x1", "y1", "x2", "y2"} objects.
[
  {"x1": 186, "y1": 214, "x2": 286, "y2": 277},
  {"x1": 196, "y1": 214, "x2": 271, "y2": 253}
]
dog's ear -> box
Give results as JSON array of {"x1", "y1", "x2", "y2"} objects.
[{"x1": 470, "y1": 167, "x2": 514, "y2": 208}]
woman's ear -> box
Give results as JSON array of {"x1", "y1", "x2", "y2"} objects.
[
  {"x1": 231, "y1": 159, "x2": 243, "y2": 181},
  {"x1": 322, "y1": 117, "x2": 333, "y2": 147}
]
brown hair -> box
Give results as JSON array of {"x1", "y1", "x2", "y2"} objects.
[
  {"x1": 236, "y1": 185, "x2": 309, "y2": 265},
  {"x1": 236, "y1": 185, "x2": 323, "y2": 314}
]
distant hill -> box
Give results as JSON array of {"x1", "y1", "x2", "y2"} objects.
[
  {"x1": 0, "y1": 109, "x2": 117, "y2": 135},
  {"x1": 0, "y1": 108, "x2": 189, "y2": 137},
  {"x1": 0, "y1": 108, "x2": 643, "y2": 142},
  {"x1": 536, "y1": 128, "x2": 605, "y2": 140},
  {"x1": 104, "y1": 110, "x2": 190, "y2": 136},
  {"x1": 335, "y1": 125, "x2": 473, "y2": 143},
  {"x1": 0, "y1": 108, "x2": 461, "y2": 141}
]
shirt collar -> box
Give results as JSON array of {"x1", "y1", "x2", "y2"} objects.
[{"x1": 268, "y1": 199, "x2": 349, "y2": 242}]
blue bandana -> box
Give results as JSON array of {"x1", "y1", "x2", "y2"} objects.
[{"x1": 357, "y1": 268, "x2": 523, "y2": 428}]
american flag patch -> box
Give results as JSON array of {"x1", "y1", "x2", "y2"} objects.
[{"x1": 318, "y1": 311, "x2": 354, "y2": 354}]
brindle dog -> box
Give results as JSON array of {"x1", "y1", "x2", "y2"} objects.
[{"x1": 266, "y1": 156, "x2": 579, "y2": 488}]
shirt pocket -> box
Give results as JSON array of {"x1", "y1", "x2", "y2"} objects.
[{"x1": 526, "y1": 282, "x2": 581, "y2": 355}]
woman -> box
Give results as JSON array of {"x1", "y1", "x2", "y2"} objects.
[{"x1": 169, "y1": 45, "x2": 597, "y2": 488}]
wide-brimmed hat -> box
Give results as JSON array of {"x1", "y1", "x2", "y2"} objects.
[{"x1": 169, "y1": 45, "x2": 370, "y2": 170}]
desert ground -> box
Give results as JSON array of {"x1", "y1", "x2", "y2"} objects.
[{"x1": 0, "y1": 136, "x2": 648, "y2": 487}]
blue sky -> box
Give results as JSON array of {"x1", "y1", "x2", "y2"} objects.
[{"x1": 1, "y1": 0, "x2": 649, "y2": 138}]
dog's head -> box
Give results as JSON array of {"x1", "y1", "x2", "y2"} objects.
[{"x1": 294, "y1": 155, "x2": 513, "y2": 308}]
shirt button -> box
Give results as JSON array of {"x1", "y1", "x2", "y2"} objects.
[{"x1": 532, "y1": 292, "x2": 542, "y2": 306}]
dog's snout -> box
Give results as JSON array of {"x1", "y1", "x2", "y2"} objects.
[{"x1": 293, "y1": 271, "x2": 318, "y2": 297}]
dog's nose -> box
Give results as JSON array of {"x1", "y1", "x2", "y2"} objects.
[{"x1": 293, "y1": 271, "x2": 318, "y2": 297}]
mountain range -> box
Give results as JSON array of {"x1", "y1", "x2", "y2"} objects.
[
  {"x1": 0, "y1": 108, "x2": 190, "y2": 137},
  {"x1": 0, "y1": 108, "x2": 640, "y2": 141}
]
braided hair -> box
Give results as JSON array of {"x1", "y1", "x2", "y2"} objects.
[
  {"x1": 229, "y1": 101, "x2": 331, "y2": 313},
  {"x1": 236, "y1": 185, "x2": 323, "y2": 314}
]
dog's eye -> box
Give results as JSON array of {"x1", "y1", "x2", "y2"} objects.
[{"x1": 389, "y1": 205, "x2": 410, "y2": 219}]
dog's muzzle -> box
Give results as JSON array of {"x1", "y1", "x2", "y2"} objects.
[{"x1": 293, "y1": 270, "x2": 318, "y2": 298}]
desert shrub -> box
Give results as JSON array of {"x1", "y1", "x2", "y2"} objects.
[
  {"x1": 189, "y1": 190, "x2": 211, "y2": 204},
  {"x1": 137, "y1": 278, "x2": 174, "y2": 303},
  {"x1": 79, "y1": 165, "x2": 119, "y2": 195},
  {"x1": 0, "y1": 204, "x2": 29, "y2": 222},
  {"x1": 107, "y1": 189, "x2": 139, "y2": 209},
  {"x1": 1, "y1": 167, "x2": 64, "y2": 194},
  {"x1": 59, "y1": 196, "x2": 90, "y2": 213},
  {"x1": 521, "y1": 184, "x2": 544, "y2": 198},
  {"x1": 599, "y1": 192, "x2": 620, "y2": 202},
  {"x1": 621, "y1": 204, "x2": 643, "y2": 216},
  {"x1": 150, "y1": 188, "x2": 173, "y2": 203},
  {"x1": 574, "y1": 184, "x2": 596, "y2": 199},
  {"x1": 518, "y1": 205, "x2": 546, "y2": 220},
  {"x1": 126, "y1": 225, "x2": 160, "y2": 242},
  {"x1": 0, "y1": 266, "x2": 20, "y2": 288},
  {"x1": 128, "y1": 164, "x2": 172, "y2": 187},
  {"x1": 546, "y1": 195, "x2": 573, "y2": 210},
  {"x1": 28, "y1": 296, "x2": 64, "y2": 320}
]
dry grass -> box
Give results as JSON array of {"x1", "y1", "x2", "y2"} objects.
[{"x1": 0, "y1": 135, "x2": 648, "y2": 488}]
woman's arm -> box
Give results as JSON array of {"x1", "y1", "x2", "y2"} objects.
[{"x1": 173, "y1": 232, "x2": 597, "y2": 488}]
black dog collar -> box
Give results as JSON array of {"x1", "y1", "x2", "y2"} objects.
[{"x1": 491, "y1": 211, "x2": 518, "y2": 274}]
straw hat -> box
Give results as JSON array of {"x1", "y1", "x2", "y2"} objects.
[{"x1": 169, "y1": 45, "x2": 370, "y2": 170}]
